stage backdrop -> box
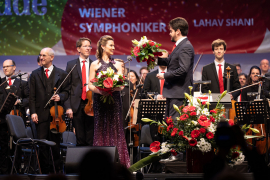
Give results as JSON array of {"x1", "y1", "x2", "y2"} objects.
[{"x1": 0, "y1": 0, "x2": 270, "y2": 79}]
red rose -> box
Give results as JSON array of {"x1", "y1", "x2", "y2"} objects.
[
  {"x1": 190, "y1": 112, "x2": 196, "y2": 116},
  {"x1": 90, "y1": 78, "x2": 98, "y2": 83},
  {"x1": 171, "y1": 128, "x2": 178, "y2": 137},
  {"x1": 180, "y1": 114, "x2": 189, "y2": 121},
  {"x1": 201, "y1": 101, "x2": 206, "y2": 105},
  {"x1": 210, "y1": 116, "x2": 215, "y2": 123},
  {"x1": 136, "y1": 56, "x2": 140, "y2": 63},
  {"x1": 232, "y1": 152, "x2": 239, "y2": 159},
  {"x1": 155, "y1": 45, "x2": 159, "y2": 47},
  {"x1": 210, "y1": 110, "x2": 217, "y2": 114},
  {"x1": 153, "y1": 52, "x2": 162, "y2": 56},
  {"x1": 206, "y1": 132, "x2": 214, "y2": 139},
  {"x1": 142, "y1": 43, "x2": 147, "y2": 48},
  {"x1": 171, "y1": 150, "x2": 177, "y2": 156},
  {"x1": 167, "y1": 124, "x2": 174, "y2": 132},
  {"x1": 179, "y1": 131, "x2": 184, "y2": 136},
  {"x1": 198, "y1": 115, "x2": 211, "y2": 127},
  {"x1": 149, "y1": 41, "x2": 155, "y2": 46},
  {"x1": 191, "y1": 130, "x2": 200, "y2": 138},
  {"x1": 189, "y1": 139, "x2": 197, "y2": 146},
  {"x1": 150, "y1": 141, "x2": 160, "y2": 152},
  {"x1": 228, "y1": 119, "x2": 234, "y2": 126},
  {"x1": 133, "y1": 46, "x2": 140, "y2": 56},
  {"x1": 199, "y1": 128, "x2": 206, "y2": 133},
  {"x1": 103, "y1": 78, "x2": 113, "y2": 88}
]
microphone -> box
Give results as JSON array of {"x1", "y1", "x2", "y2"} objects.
[{"x1": 124, "y1": 56, "x2": 132, "y2": 64}]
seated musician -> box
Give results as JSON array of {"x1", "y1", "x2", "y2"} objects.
[
  {"x1": 202, "y1": 39, "x2": 240, "y2": 99},
  {"x1": 241, "y1": 66, "x2": 270, "y2": 101},
  {"x1": 143, "y1": 65, "x2": 167, "y2": 99},
  {"x1": 0, "y1": 59, "x2": 29, "y2": 121}
]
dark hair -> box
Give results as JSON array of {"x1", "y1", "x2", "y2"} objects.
[
  {"x1": 139, "y1": 67, "x2": 149, "y2": 74},
  {"x1": 37, "y1": 55, "x2": 40, "y2": 63},
  {"x1": 211, "y1": 39, "x2": 227, "y2": 51},
  {"x1": 128, "y1": 70, "x2": 139, "y2": 85},
  {"x1": 96, "y1": 35, "x2": 114, "y2": 61},
  {"x1": 76, "y1": 37, "x2": 91, "y2": 48},
  {"x1": 247, "y1": 66, "x2": 261, "y2": 85},
  {"x1": 12, "y1": 60, "x2": 16, "y2": 66},
  {"x1": 169, "y1": 17, "x2": 189, "y2": 36},
  {"x1": 233, "y1": 63, "x2": 241, "y2": 68},
  {"x1": 238, "y1": 73, "x2": 247, "y2": 79}
]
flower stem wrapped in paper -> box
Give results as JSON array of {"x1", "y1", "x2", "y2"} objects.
[
  {"x1": 131, "y1": 36, "x2": 165, "y2": 70},
  {"x1": 90, "y1": 67, "x2": 127, "y2": 104}
]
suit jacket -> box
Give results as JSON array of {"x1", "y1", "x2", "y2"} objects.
[
  {"x1": 64, "y1": 58, "x2": 92, "y2": 113},
  {"x1": 158, "y1": 38, "x2": 194, "y2": 98},
  {"x1": 143, "y1": 69, "x2": 160, "y2": 94},
  {"x1": 202, "y1": 62, "x2": 241, "y2": 99},
  {"x1": 29, "y1": 66, "x2": 69, "y2": 123},
  {"x1": 0, "y1": 78, "x2": 29, "y2": 108}
]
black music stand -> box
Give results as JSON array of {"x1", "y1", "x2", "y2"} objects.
[
  {"x1": 0, "y1": 93, "x2": 17, "y2": 124},
  {"x1": 235, "y1": 100, "x2": 269, "y2": 164},
  {"x1": 137, "y1": 99, "x2": 166, "y2": 124}
]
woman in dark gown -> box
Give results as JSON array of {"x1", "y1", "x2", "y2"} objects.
[{"x1": 88, "y1": 35, "x2": 130, "y2": 167}]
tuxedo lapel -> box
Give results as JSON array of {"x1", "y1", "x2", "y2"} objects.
[
  {"x1": 37, "y1": 67, "x2": 46, "y2": 88},
  {"x1": 76, "y1": 59, "x2": 82, "y2": 82},
  {"x1": 13, "y1": 78, "x2": 20, "y2": 95},
  {"x1": 53, "y1": 66, "x2": 60, "y2": 88},
  {"x1": 211, "y1": 63, "x2": 219, "y2": 88}
]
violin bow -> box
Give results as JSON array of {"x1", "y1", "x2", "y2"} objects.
[
  {"x1": 0, "y1": 70, "x2": 21, "y2": 87},
  {"x1": 44, "y1": 64, "x2": 77, "y2": 108},
  {"x1": 193, "y1": 53, "x2": 203, "y2": 74}
]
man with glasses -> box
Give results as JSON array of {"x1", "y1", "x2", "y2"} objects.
[
  {"x1": 0, "y1": 59, "x2": 29, "y2": 174},
  {"x1": 64, "y1": 37, "x2": 94, "y2": 146}
]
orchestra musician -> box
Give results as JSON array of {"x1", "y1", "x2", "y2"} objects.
[
  {"x1": 29, "y1": 47, "x2": 70, "y2": 173},
  {"x1": 64, "y1": 37, "x2": 94, "y2": 146}
]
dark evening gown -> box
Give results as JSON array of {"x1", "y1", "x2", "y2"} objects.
[{"x1": 93, "y1": 59, "x2": 130, "y2": 167}]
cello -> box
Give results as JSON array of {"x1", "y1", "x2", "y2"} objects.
[{"x1": 50, "y1": 87, "x2": 66, "y2": 133}]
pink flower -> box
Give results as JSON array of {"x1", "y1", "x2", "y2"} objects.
[
  {"x1": 149, "y1": 41, "x2": 155, "y2": 46},
  {"x1": 182, "y1": 106, "x2": 196, "y2": 113},
  {"x1": 198, "y1": 115, "x2": 211, "y2": 127},
  {"x1": 133, "y1": 46, "x2": 140, "y2": 56},
  {"x1": 103, "y1": 78, "x2": 113, "y2": 88}
]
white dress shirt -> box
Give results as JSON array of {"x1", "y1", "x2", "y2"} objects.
[
  {"x1": 79, "y1": 57, "x2": 90, "y2": 91},
  {"x1": 6, "y1": 76, "x2": 15, "y2": 85},
  {"x1": 44, "y1": 64, "x2": 54, "y2": 77},
  {"x1": 175, "y1": 36, "x2": 187, "y2": 46}
]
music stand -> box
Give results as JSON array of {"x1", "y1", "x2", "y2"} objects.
[
  {"x1": 137, "y1": 99, "x2": 166, "y2": 124},
  {"x1": 0, "y1": 93, "x2": 17, "y2": 124},
  {"x1": 235, "y1": 100, "x2": 269, "y2": 164}
]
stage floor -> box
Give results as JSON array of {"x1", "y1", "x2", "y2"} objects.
[{"x1": 0, "y1": 173, "x2": 254, "y2": 180}]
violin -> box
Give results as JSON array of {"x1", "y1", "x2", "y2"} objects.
[
  {"x1": 84, "y1": 90, "x2": 94, "y2": 116},
  {"x1": 50, "y1": 87, "x2": 66, "y2": 133},
  {"x1": 226, "y1": 66, "x2": 237, "y2": 122}
]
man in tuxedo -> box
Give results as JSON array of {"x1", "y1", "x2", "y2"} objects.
[
  {"x1": 64, "y1": 37, "x2": 94, "y2": 146},
  {"x1": 157, "y1": 17, "x2": 194, "y2": 120},
  {"x1": 202, "y1": 39, "x2": 240, "y2": 99},
  {"x1": 29, "y1": 47, "x2": 69, "y2": 173},
  {"x1": 143, "y1": 65, "x2": 167, "y2": 99}
]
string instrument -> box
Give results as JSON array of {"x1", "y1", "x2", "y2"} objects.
[
  {"x1": 10, "y1": 106, "x2": 22, "y2": 117},
  {"x1": 50, "y1": 87, "x2": 66, "y2": 133},
  {"x1": 84, "y1": 90, "x2": 94, "y2": 116},
  {"x1": 226, "y1": 66, "x2": 237, "y2": 122}
]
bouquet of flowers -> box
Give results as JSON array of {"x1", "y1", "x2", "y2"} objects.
[
  {"x1": 90, "y1": 67, "x2": 127, "y2": 104},
  {"x1": 128, "y1": 89, "x2": 261, "y2": 172},
  {"x1": 131, "y1": 36, "x2": 164, "y2": 70}
]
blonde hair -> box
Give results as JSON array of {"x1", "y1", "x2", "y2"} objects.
[{"x1": 96, "y1": 35, "x2": 114, "y2": 61}]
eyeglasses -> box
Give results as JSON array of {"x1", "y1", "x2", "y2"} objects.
[
  {"x1": 2, "y1": 65, "x2": 14, "y2": 69},
  {"x1": 39, "y1": 54, "x2": 47, "y2": 57},
  {"x1": 82, "y1": 46, "x2": 92, "y2": 49}
]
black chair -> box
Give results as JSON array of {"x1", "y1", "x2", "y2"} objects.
[
  {"x1": 137, "y1": 124, "x2": 153, "y2": 173},
  {"x1": 6, "y1": 114, "x2": 56, "y2": 174}
]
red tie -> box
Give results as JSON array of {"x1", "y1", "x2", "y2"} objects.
[
  {"x1": 218, "y1": 64, "x2": 224, "y2": 93},
  {"x1": 239, "y1": 90, "x2": 242, "y2": 102},
  {"x1": 171, "y1": 44, "x2": 176, "y2": 53},
  {"x1": 81, "y1": 60, "x2": 87, "y2": 100},
  {"x1": 45, "y1": 69, "x2": 49, "y2": 79},
  {"x1": 8, "y1": 78, "x2": 12, "y2": 86},
  {"x1": 160, "y1": 72, "x2": 165, "y2": 95}
]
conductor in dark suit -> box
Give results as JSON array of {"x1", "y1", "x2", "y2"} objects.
[
  {"x1": 29, "y1": 47, "x2": 69, "y2": 173},
  {"x1": 202, "y1": 39, "x2": 240, "y2": 99},
  {"x1": 156, "y1": 17, "x2": 194, "y2": 120},
  {"x1": 143, "y1": 65, "x2": 167, "y2": 99},
  {"x1": 64, "y1": 37, "x2": 94, "y2": 146}
]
